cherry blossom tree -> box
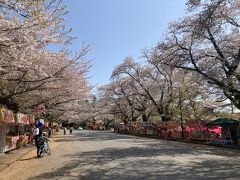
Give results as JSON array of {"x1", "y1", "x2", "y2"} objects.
[
  {"x1": 112, "y1": 57, "x2": 174, "y2": 121},
  {"x1": 96, "y1": 0, "x2": 238, "y2": 125},
  {"x1": 153, "y1": 0, "x2": 240, "y2": 109},
  {"x1": 0, "y1": 0, "x2": 91, "y2": 120},
  {"x1": 98, "y1": 81, "x2": 140, "y2": 124}
]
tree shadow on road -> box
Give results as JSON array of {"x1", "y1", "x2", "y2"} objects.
[
  {"x1": 30, "y1": 131, "x2": 240, "y2": 180},
  {"x1": 78, "y1": 131, "x2": 140, "y2": 141},
  {"x1": 52, "y1": 131, "x2": 138, "y2": 143}
]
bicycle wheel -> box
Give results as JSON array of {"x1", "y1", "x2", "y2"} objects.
[
  {"x1": 39, "y1": 146, "x2": 44, "y2": 158},
  {"x1": 46, "y1": 144, "x2": 51, "y2": 155}
]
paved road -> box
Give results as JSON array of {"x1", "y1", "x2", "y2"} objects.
[{"x1": 0, "y1": 130, "x2": 240, "y2": 180}]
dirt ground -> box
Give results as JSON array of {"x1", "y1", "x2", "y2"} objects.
[{"x1": 0, "y1": 130, "x2": 240, "y2": 180}]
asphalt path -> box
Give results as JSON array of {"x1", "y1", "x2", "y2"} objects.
[{"x1": 0, "y1": 130, "x2": 240, "y2": 180}]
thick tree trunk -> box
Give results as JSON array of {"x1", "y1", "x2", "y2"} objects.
[{"x1": 142, "y1": 112, "x2": 148, "y2": 122}]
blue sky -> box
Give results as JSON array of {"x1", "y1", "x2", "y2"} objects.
[{"x1": 64, "y1": 0, "x2": 186, "y2": 86}]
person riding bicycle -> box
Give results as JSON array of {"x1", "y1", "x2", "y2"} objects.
[{"x1": 36, "y1": 131, "x2": 50, "y2": 157}]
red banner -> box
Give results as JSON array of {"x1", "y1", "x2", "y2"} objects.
[
  {"x1": 16, "y1": 113, "x2": 30, "y2": 124},
  {"x1": 0, "y1": 108, "x2": 15, "y2": 123}
]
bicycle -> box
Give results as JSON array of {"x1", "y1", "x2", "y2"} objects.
[{"x1": 37, "y1": 136, "x2": 51, "y2": 157}]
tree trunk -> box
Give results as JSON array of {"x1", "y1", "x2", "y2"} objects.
[{"x1": 142, "y1": 112, "x2": 148, "y2": 122}]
